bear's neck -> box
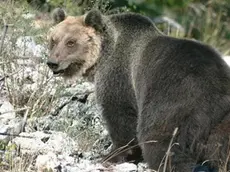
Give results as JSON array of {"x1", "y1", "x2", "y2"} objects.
[{"x1": 82, "y1": 62, "x2": 97, "y2": 82}]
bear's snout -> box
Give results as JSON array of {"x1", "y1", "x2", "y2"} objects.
[{"x1": 47, "y1": 59, "x2": 59, "y2": 70}]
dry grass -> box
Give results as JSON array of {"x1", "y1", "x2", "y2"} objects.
[
  {"x1": 0, "y1": 0, "x2": 66, "y2": 117},
  {"x1": 0, "y1": 1, "x2": 65, "y2": 171}
]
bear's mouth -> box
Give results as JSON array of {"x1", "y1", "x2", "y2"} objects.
[
  {"x1": 53, "y1": 70, "x2": 65, "y2": 75},
  {"x1": 52, "y1": 62, "x2": 83, "y2": 77}
]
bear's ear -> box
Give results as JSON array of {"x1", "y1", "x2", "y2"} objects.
[
  {"x1": 84, "y1": 9, "x2": 105, "y2": 32},
  {"x1": 52, "y1": 8, "x2": 66, "y2": 24}
]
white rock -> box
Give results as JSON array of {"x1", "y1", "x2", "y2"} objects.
[
  {"x1": 15, "y1": 36, "x2": 47, "y2": 58},
  {"x1": 10, "y1": 131, "x2": 50, "y2": 154},
  {"x1": 0, "y1": 117, "x2": 24, "y2": 146},
  {"x1": 138, "y1": 162, "x2": 149, "y2": 171},
  {"x1": 62, "y1": 81, "x2": 95, "y2": 97},
  {"x1": 76, "y1": 159, "x2": 106, "y2": 171},
  {"x1": 57, "y1": 154, "x2": 75, "y2": 165},
  {"x1": 11, "y1": 131, "x2": 77, "y2": 155},
  {"x1": 36, "y1": 152, "x2": 58, "y2": 172},
  {"x1": 0, "y1": 100, "x2": 15, "y2": 120},
  {"x1": 113, "y1": 162, "x2": 137, "y2": 172},
  {"x1": 21, "y1": 13, "x2": 35, "y2": 19},
  {"x1": 46, "y1": 132, "x2": 77, "y2": 155},
  {"x1": 37, "y1": 154, "x2": 106, "y2": 172}
]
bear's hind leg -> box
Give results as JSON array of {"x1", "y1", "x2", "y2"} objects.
[
  {"x1": 137, "y1": 106, "x2": 198, "y2": 172},
  {"x1": 203, "y1": 115, "x2": 230, "y2": 171},
  {"x1": 138, "y1": 130, "x2": 196, "y2": 172}
]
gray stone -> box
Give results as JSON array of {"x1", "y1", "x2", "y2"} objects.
[
  {"x1": 0, "y1": 100, "x2": 15, "y2": 121},
  {"x1": 9, "y1": 131, "x2": 77, "y2": 155},
  {"x1": 0, "y1": 100, "x2": 25, "y2": 144},
  {"x1": 15, "y1": 36, "x2": 47, "y2": 58},
  {"x1": 114, "y1": 162, "x2": 137, "y2": 172}
]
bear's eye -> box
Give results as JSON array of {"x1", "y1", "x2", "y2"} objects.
[
  {"x1": 50, "y1": 38, "x2": 57, "y2": 49},
  {"x1": 66, "y1": 40, "x2": 76, "y2": 47}
]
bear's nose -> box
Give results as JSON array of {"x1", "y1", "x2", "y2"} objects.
[{"x1": 47, "y1": 59, "x2": 59, "y2": 70}]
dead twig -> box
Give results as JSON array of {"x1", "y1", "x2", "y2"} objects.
[
  {"x1": 0, "y1": 18, "x2": 13, "y2": 54},
  {"x1": 0, "y1": 107, "x2": 30, "y2": 115},
  {"x1": 102, "y1": 139, "x2": 158, "y2": 164},
  {"x1": 0, "y1": 132, "x2": 33, "y2": 138},
  {"x1": 0, "y1": 68, "x2": 23, "y2": 82},
  {"x1": 162, "y1": 127, "x2": 178, "y2": 172}
]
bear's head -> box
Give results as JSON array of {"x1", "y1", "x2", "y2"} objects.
[{"x1": 47, "y1": 8, "x2": 105, "y2": 78}]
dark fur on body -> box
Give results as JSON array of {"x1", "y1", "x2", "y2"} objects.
[
  {"x1": 51, "y1": 9, "x2": 230, "y2": 171},
  {"x1": 86, "y1": 11, "x2": 230, "y2": 171}
]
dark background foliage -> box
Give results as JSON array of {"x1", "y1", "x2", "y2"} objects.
[{"x1": 23, "y1": 0, "x2": 230, "y2": 54}]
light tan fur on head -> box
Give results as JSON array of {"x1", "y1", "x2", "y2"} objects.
[{"x1": 47, "y1": 15, "x2": 101, "y2": 79}]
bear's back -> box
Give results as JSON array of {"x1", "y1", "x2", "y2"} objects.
[
  {"x1": 133, "y1": 35, "x2": 230, "y2": 123},
  {"x1": 139, "y1": 36, "x2": 230, "y2": 82}
]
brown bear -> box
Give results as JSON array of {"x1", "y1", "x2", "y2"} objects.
[{"x1": 47, "y1": 9, "x2": 230, "y2": 172}]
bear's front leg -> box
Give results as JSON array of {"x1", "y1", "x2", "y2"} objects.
[
  {"x1": 95, "y1": 78, "x2": 142, "y2": 164},
  {"x1": 100, "y1": 104, "x2": 142, "y2": 164},
  {"x1": 97, "y1": 100, "x2": 142, "y2": 164}
]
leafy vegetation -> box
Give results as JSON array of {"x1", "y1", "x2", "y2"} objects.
[{"x1": 22, "y1": 0, "x2": 230, "y2": 54}]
